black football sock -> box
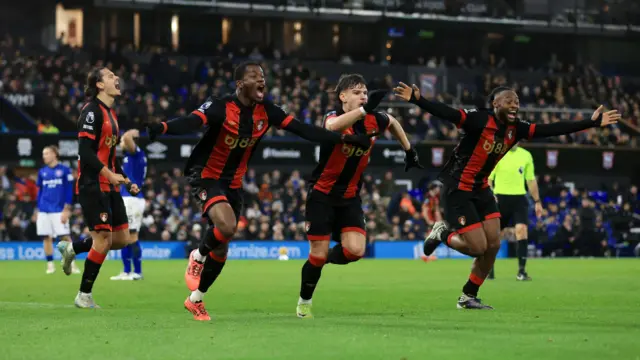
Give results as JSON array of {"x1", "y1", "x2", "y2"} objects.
[
  {"x1": 198, "y1": 226, "x2": 230, "y2": 258},
  {"x1": 327, "y1": 244, "x2": 362, "y2": 265},
  {"x1": 462, "y1": 273, "x2": 484, "y2": 298},
  {"x1": 440, "y1": 229, "x2": 453, "y2": 245},
  {"x1": 79, "y1": 249, "x2": 105, "y2": 293},
  {"x1": 196, "y1": 251, "x2": 227, "y2": 295},
  {"x1": 300, "y1": 255, "x2": 326, "y2": 300},
  {"x1": 72, "y1": 236, "x2": 93, "y2": 255},
  {"x1": 516, "y1": 239, "x2": 528, "y2": 273}
]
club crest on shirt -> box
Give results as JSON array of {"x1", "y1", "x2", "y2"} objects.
[
  {"x1": 100, "y1": 212, "x2": 108, "y2": 223},
  {"x1": 458, "y1": 216, "x2": 466, "y2": 226},
  {"x1": 199, "y1": 190, "x2": 207, "y2": 201},
  {"x1": 55, "y1": 169, "x2": 63, "y2": 177},
  {"x1": 255, "y1": 120, "x2": 265, "y2": 131},
  {"x1": 518, "y1": 166, "x2": 524, "y2": 174}
]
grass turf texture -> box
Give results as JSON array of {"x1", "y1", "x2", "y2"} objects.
[{"x1": 0, "y1": 259, "x2": 638, "y2": 360}]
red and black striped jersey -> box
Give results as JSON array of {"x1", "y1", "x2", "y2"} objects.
[
  {"x1": 185, "y1": 94, "x2": 293, "y2": 188},
  {"x1": 440, "y1": 109, "x2": 535, "y2": 192},
  {"x1": 76, "y1": 98, "x2": 121, "y2": 193},
  {"x1": 309, "y1": 109, "x2": 390, "y2": 202}
]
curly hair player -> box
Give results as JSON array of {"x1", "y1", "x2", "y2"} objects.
[{"x1": 393, "y1": 83, "x2": 619, "y2": 309}]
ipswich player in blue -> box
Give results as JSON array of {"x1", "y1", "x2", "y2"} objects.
[
  {"x1": 110, "y1": 129, "x2": 147, "y2": 280},
  {"x1": 36, "y1": 146, "x2": 80, "y2": 274}
]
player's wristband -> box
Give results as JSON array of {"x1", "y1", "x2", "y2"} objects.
[{"x1": 534, "y1": 199, "x2": 541, "y2": 203}]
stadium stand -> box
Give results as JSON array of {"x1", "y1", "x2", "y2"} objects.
[{"x1": 1, "y1": 35, "x2": 638, "y2": 146}]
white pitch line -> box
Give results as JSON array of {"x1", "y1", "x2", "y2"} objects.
[{"x1": 0, "y1": 301, "x2": 75, "y2": 309}]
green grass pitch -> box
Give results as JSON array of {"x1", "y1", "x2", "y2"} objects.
[{"x1": 0, "y1": 259, "x2": 639, "y2": 360}]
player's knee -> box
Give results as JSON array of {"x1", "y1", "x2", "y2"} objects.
[
  {"x1": 211, "y1": 243, "x2": 229, "y2": 259},
  {"x1": 487, "y1": 240, "x2": 501, "y2": 253},
  {"x1": 217, "y1": 221, "x2": 237, "y2": 239},
  {"x1": 515, "y1": 224, "x2": 527, "y2": 239},
  {"x1": 309, "y1": 241, "x2": 330, "y2": 259},
  {"x1": 343, "y1": 243, "x2": 365, "y2": 259}
]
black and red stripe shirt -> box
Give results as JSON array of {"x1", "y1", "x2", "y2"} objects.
[
  {"x1": 185, "y1": 95, "x2": 293, "y2": 188},
  {"x1": 440, "y1": 109, "x2": 535, "y2": 191},
  {"x1": 76, "y1": 98, "x2": 121, "y2": 193},
  {"x1": 309, "y1": 109, "x2": 390, "y2": 202}
]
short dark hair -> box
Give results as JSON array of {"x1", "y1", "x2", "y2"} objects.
[
  {"x1": 234, "y1": 61, "x2": 262, "y2": 81},
  {"x1": 333, "y1": 73, "x2": 367, "y2": 94},
  {"x1": 488, "y1": 86, "x2": 513, "y2": 103},
  {"x1": 84, "y1": 67, "x2": 105, "y2": 98}
]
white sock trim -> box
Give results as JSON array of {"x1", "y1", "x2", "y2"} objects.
[
  {"x1": 190, "y1": 290, "x2": 205, "y2": 303},
  {"x1": 298, "y1": 297, "x2": 312, "y2": 305},
  {"x1": 192, "y1": 251, "x2": 206, "y2": 263}
]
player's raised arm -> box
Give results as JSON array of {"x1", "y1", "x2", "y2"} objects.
[
  {"x1": 393, "y1": 82, "x2": 464, "y2": 125},
  {"x1": 324, "y1": 90, "x2": 387, "y2": 131},
  {"x1": 265, "y1": 102, "x2": 375, "y2": 149},
  {"x1": 521, "y1": 105, "x2": 620, "y2": 139},
  {"x1": 147, "y1": 98, "x2": 222, "y2": 139},
  {"x1": 385, "y1": 113, "x2": 423, "y2": 172}
]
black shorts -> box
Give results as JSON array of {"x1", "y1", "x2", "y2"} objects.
[
  {"x1": 441, "y1": 184, "x2": 500, "y2": 234},
  {"x1": 78, "y1": 188, "x2": 128, "y2": 232},
  {"x1": 305, "y1": 190, "x2": 365, "y2": 241},
  {"x1": 496, "y1": 194, "x2": 529, "y2": 229},
  {"x1": 188, "y1": 177, "x2": 243, "y2": 222}
]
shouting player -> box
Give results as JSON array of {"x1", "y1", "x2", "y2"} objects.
[
  {"x1": 36, "y1": 145, "x2": 80, "y2": 274},
  {"x1": 488, "y1": 143, "x2": 542, "y2": 281},
  {"x1": 147, "y1": 62, "x2": 376, "y2": 321},
  {"x1": 296, "y1": 73, "x2": 422, "y2": 318},
  {"x1": 57, "y1": 67, "x2": 140, "y2": 308},
  {"x1": 110, "y1": 129, "x2": 146, "y2": 281},
  {"x1": 393, "y1": 83, "x2": 619, "y2": 309}
]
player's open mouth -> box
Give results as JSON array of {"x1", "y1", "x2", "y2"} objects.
[
  {"x1": 115, "y1": 83, "x2": 121, "y2": 90},
  {"x1": 507, "y1": 111, "x2": 517, "y2": 120},
  {"x1": 256, "y1": 85, "x2": 265, "y2": 99}
]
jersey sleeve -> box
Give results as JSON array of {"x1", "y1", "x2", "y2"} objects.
[
  {"x1": 322, "y1": 111, "x2": 337, "y2": 128},
  {"x1": 524, "y1": 152, "x2": 535, "y2": 181},
  {"x1": 458, "y1": 109, "x2": 487, "y2": 131},
  {"x1": 515, "y1": 119, "x2": 536, "y2": 141},
  {"x1": 192, "y1": 97, "x2": 225, "y2": 126},
  {"x1": 264, "y1": 101, "x2": 294, "y2": 129},
  {"x1": 77, "y1": 106, "x2": 102, "y2": 141},
  {"x1": 411, "y1": 97, "x2": 465, "y2": 127},
  {"x1": 163, "y1": 98, "x2": 224, "y2": 135},
  {"x1": 374, "y1": 111, "x2": 391, "y2": 132}
]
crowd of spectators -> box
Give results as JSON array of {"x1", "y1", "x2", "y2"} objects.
[
  {"x1": 0, "y1": 34, "x2": 638, "y2": 146},
  {"x1": 0, "y1": 164, "x2": 638, "y2": 257}
]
